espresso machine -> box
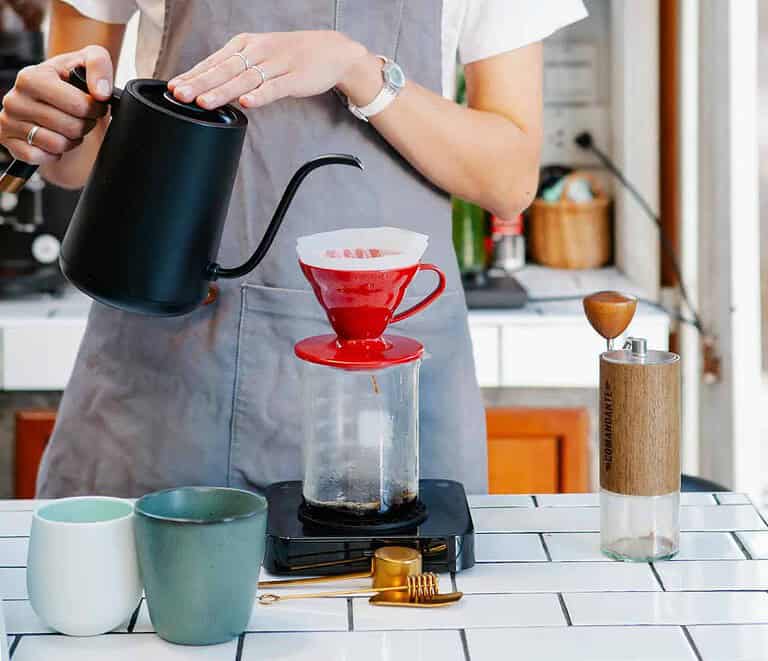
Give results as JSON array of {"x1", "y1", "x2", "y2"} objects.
[
  {"x1": 0, "y1": 10, "x2": 80, "y2": 297},
  {"x1": 263, "y1": 228, "x2": 476, "y2": 575}
]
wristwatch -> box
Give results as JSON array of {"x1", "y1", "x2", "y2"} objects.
[{"x1": 346, "y1": 56, "x2": 406, "y2": 122}]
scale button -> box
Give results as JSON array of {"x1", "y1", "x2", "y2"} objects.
[
  {"x1": 0, "y1": 192, "x2": 17, "y2": 212},
  {"x1": 31, "y1": 234, "x2": 60, "y2": 264}
]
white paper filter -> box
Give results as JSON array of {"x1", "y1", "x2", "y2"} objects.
[{"x1": 297, "y1": 227, "x2": 428, "y2": 271}]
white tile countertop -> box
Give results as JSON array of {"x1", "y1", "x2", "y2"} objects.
[
  {"x1": 3, "y1": 493, "x2": 768, "y2": 660},
  {"x1": 0, "y1": 266, "x2": 669, "y2": 390}
]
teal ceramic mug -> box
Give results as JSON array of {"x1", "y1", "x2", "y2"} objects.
[{"x1": 134, "y1": 487, "x2": 267, "y2": 645}]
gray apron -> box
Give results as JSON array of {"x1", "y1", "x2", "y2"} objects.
[{"x1": 37, "y1": 0, "x2": 487, "y2": 497}]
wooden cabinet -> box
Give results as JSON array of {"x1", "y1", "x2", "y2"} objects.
[
  {"x1": 14, "y1": 410, "x2": 56, "y2": 498},
  {"x1": 486, "y1": 407, "x2": 590, "y2": 494}
]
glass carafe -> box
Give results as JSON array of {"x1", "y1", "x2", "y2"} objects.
[{"x1": 301, "y1": 358, "x2": 420, "y2": 520}]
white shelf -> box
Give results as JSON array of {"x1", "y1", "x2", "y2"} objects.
[{"x1": 0, "y1": 267, "x2": 669, "y2": 391}]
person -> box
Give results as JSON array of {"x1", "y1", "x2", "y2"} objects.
[{"x1": 0, "y1": 0, "x2": 587, "y2": 497}]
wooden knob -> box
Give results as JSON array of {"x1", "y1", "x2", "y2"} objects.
[{"x1": 583, "y1": 291, "x2": 638, "y2": 340}]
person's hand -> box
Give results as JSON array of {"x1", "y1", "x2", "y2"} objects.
[
  {"x1": 0, "y1": 45, "x2": 113, "y2": 165},
  {"x1": 167, "y1": 31, "x2": 374, "y2": 110}
]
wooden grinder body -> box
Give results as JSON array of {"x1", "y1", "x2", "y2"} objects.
[{"x1": 600, "y1": 350, "x2": 681, "y2": 497}]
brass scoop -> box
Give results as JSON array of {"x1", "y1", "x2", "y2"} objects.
[{"x1": 258, "y1": 572, "x2": 440, "y2": 604}]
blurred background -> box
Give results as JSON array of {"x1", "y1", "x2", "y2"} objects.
[{"x1": 0, "y1": 0, "x2": 765, "y2": 504}]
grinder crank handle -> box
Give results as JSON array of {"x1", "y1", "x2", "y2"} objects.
[
  {"x1": 0, "y1": 66, "x2": 114, "y2": 193},
  {"x1": 583, "y1": 290, "x2": 638, "y2": 351}
]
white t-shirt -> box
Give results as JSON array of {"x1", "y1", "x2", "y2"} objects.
[{"x1": 62, "y1": 0, "x2": 587, "y2": 99}]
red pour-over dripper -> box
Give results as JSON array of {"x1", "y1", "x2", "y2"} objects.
[{"x1": 294, "y1": 228, "x2": 446, "y2": 370}]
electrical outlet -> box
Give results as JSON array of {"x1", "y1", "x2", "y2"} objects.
[{"x1": 541, "y1": 105, "x2": 611, "y2": 167}]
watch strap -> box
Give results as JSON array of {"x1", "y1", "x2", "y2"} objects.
[{"x1": 346, "y1": 55, "x2": 403, "y2": 122}]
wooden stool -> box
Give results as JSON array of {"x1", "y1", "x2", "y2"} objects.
[
  {"x1": 486, "y1": 407, "x2": 590, "y2": 494},
  {"x1": 14, "y1": 410, "x2": 56, "y2": 498}
]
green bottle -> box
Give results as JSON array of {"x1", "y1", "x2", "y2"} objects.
[{"x1": 452, "y1": 197, "x2": 487, "y2": 275}]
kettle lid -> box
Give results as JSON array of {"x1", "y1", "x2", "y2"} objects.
[{"x1": 129, "y1": 80, "x2": 247, "y2": 127}]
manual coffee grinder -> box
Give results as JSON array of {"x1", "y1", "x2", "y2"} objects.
[
  {"x1": 584, "y1": 291, "x2": 681, "y2": 562},
  {"x1": 263, "y1": 228, "x2": 475, "y2": 575}
]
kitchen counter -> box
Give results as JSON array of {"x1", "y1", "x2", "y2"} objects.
[
  {"x1": 2, "y1": 492, "x2": 767, "y2": 660},
  {"x1": 0, "y1": 267, "x2": 669, "y2": 391}
]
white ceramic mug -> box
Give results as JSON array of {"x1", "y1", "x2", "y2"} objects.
[{"x1": 27, "y1": 497, "x2": 142, "y2": 636}]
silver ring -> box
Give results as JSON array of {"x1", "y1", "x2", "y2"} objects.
[
  {"x1": 232, "y1": 51, "x2": 249, "y2": 73},
  {"x1": 249, "y1": 63, "x2": 268, "y2": 87},
  {"x1": 26, "y1": 125, "x2": 40, "y2": 146}
]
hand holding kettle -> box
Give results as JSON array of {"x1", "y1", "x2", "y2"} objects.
[
  {"x1": 0, "y1": 61, "x2": 363, "y2": 317},
  {"x1": 0, "y1": 45, "x2": 114, "y2": 172}
]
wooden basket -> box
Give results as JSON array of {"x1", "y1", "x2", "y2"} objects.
[{"x1": 529, "y1": 171, "x2": 611, "y2": 269}]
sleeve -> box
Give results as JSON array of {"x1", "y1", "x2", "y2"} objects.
[
  {"x1": 59, "y1": 0, "x2": 138, "y2": 24},
  {"x1": 459, "y1": 0, "x2": 588, "y2": 64}
]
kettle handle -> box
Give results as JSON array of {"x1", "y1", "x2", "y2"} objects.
[
  {"x1": 0, "y1": 66, "x2": 121, "y2": 193},
  {"x1": 208, "y1": 154, "x2": 364, "y2": 281}
]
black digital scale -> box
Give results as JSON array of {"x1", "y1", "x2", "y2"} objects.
[{"x1": 263, "y1": 479, "x2": 475, "y2": 575}]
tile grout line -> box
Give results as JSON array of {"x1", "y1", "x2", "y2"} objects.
[
  {"x1": 649, "y1": 562, "x2": 666, "y2": 591},
  {"x1": 127, "y1": 599, "x2": 142, "y2": 633},
  {"x1": 538, "y1": 533, "x2": 553, "y2": 561},
  {"x1": 8, "y1": 634, "x2": 21, "y2": 658},
  {"x1": 681, "y1": 625, "x2": 704, "y2": 661},
  {"x1": 459, "y1": 629, "x2": 472, "y2": 661},
  {"x1": 556, "y1": 593, "x2": 573, "y2": 626},
  {"x1": 347, "y1": 597, "x2": 354, "y2": 632},
  {"x1": 730, "y1": 531, "x2": 753, "y2": 560},
  {"x1": 235, "y1": 633, "x2": 245, "y2": 661}
]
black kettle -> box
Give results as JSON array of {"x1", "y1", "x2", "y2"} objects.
[{"x1": 0, "y1": 66, "x2": 362, "y2": 316}]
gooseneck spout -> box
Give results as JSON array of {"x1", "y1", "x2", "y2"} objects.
[{"x1": 208, "y1": 154, "x2": 363, "y2": 280}]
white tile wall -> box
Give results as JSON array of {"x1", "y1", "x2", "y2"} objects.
[
  {"x1": 473, "y1": 507, "x2": 599, "y2": 533},
  {"x1": 0, "y1": 567, "x2": 27, "y2": 599},
  {"x1": 474, "y1": 533, "x2": 547, "y2": 562},
  {"x1": 3, "y1": 601, "x2": 53, "y2": 635},
  {"x1": 467, "y1": 626, "x2": 697, "y2": 661},
  {"x1": 715, "y1": 494, "x2": 751, "y2": 505},
  {"x1": 680, "y1": 506, "x2": 767, "y2": 532},
  {"x1": 12, "y1": 634, "x2": 237, "y2": 660},
  {"x1": 352, "y1": 593, "x2": 565, "y2": 631},
  {"x1": 543, "y1": 532, "x2": 744, "y2": 562},
  {"x1": 241, "y1": 631, "x2": 465, "y2": 661},
  {"x1": 0, "y1": 538, "x2": 28, "y2": 566},
  {"x1": 468, "y1": 495, "x2": 535, "y2": 508},
  {"x1": 0, "y1": 512, "x2": 32, "y2": 537},
  {"x1": 688, "y1": 624, "x2": 768, "y2": 661},
  {"x1": 565, "y1": 591, "x2": 768, "y2": 626},
  {"x1": 455, "y1": 562, "x2": 658, "y2": 594},
  {"x1": 131, "y1": 598, "x2": 350, "y2": 634},
  {"x1": 736, "y1": 531, "x2": 768, "y2": 559},
  {"x1": 535, "y1": 493, "x2": 720, "y2": 507},
  {"x1": 655, "y1": 560, "x2": 768, "y2": 591}
]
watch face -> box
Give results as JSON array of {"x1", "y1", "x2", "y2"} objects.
[{"x1": 386, "y1": 62, "x2": 406, "y2": 89}]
